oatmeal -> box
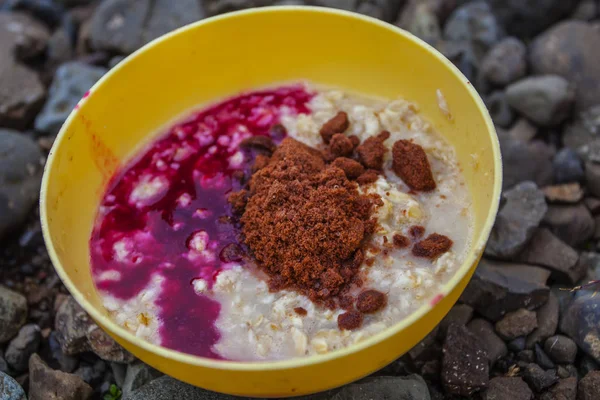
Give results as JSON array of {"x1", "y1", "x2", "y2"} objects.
[{"x1": 89, "y1": 84, "x2": 473, "y2": 361}]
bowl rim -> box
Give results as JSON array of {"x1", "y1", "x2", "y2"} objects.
[{"x1": 40, "y1": 5, "x2": 502, "y2": 371}]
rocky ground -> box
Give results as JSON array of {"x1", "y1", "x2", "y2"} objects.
[{"x1": 1, "y1": 0, "x2": 600, "y2": 399}]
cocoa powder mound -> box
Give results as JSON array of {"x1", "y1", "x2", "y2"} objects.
[{"x1": 240, "y1": 138, "x2": 378, "y2": 305}]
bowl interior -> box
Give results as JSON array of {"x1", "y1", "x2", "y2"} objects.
[{"x1": 41, "y1": 6, "x2": 500, "y2": 370}]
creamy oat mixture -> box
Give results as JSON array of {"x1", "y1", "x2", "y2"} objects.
[{"x1": 90, "y1": 84, "x2": 472, "y2": 361}]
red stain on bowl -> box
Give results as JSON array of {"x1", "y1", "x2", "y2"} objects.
[
  {"x1": 80, "y1": 115, "x2": 120, "y2": 184},
  {"x1": 430, "y1": 293, "x2": 444, "y2": 306},
  {"x1": 89, "y1": 85, "x2": 313, "y2": 358}
]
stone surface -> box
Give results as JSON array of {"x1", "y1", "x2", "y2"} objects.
[
  {"x1": 90, "y1": 0, "x2": 205, "y2": 54},
  {"x1": 396, "y1": 0, "x2": 442, "y2": 46},
  {"x1": 29, "y1": 353, "x2": 93, "y2": 400},
  {"x1": 3, "y1": 0, "x2": 65, "y2": 28},
  {"x1": 516, "y1": 228, "x2": 582, "y2": 284},
  {"x1": 443, "y1": 2, "x2": 502, "y2": 62},
  {"x1": 536, "y1": 343, "x2": 556, "y2": 370},
  {"x1": 553, "y1": 150, "x2": 585, "y2": 184},
  {"x1": 544, "y1": 335, "x2": 578, "y2": 364},
  {"x1": 86, "y1": 325, "x2": 134, "y2": 363},
  {"x1": 584, "y1": 197, "x2": 600, "y2": 215},
  {"x1": 523, "y1": 363, "x2": 558, "y2": 392},
  {"x1": 5, "y1": 324, "x2": 41, "y2": 372},
  {"x1": 578, "y1": 139, "x2": 600, "y2": 164},
  {"x1": 495, "y1": 309, "x2": 538, "y2": 340},
  {"x1": 560, "y1": 291, "x2": 600, "y2": 364},
  {"x1": 34, "y1": 62, "x2": 107, "y2": 135},
  {"x1": 542, "y1": 204, "x2": 594, "y2": 247},
  {"x1": 74, "y1": 359, "x2": 107, "y2": 387},
  {"x1": 563, "y1": 105, "x2": 600, "y2": 151},
  {"x1": 330, "y1": 375, "x2": 431, "y2": 400},
  {"x1": 530, "y1": 21, "x2": 600, "y2": 110},
  {"x1": 0, "y1": 129, "x2": 44, "y2": 239},
  {"x1": 543, "y1": 183, "x2": 584, "y2": 204},
  {"x1": 540, "y1": 377, "x2": 577, "y2": 400},
  {"x1": 48, "y1": 331, "x2": 79, "y2": 373},
  {"x1": 0, "y1": 12, "x2": 47, "y2": 129},
  {"x1": 460, "y1": 259, "x2": 550, "y2": 321},
  {"x1": 54, "y1": 296, "x2": 93, "y2": 355},
  {"x1": 586, "y1": 162, "x2": 600, "y2": 199},
  {"x1": 507, "y1": 118, "x2": 538, "y2": 142},
  {"x1": 0, "y1": 371, "x2": 26, "y2": 400},
  {"x1": 467, "y1": 318, "x2": 507, "y2": 366},
  {"x1": 437, "y1": 304, "x2": 473, "y2": 337},
  {"x1": 442, "y1": 324, "x2": 488, "y2": 396},
  {"x1": 506, "y1": 75, "x2": 575, "y2": 126},
  {"x1": 499, "y1": 137, "x2": 554, "y2": 190},
  {"x1": 482, "y1": 377, "x2": 532, "y2": 400},
  {"x1": 122, "y1": 361, "x2": 163, "y2": 397},
  {"x1": 485, "y1": 181, "x2": 547, "y2": 259},
  {"x1": 527, "y1": 292, "x2": 559, "y2": 349},
  {"x1": 481, "y1": 37, "x2": 527, "y2": 87},
  {"x1": 489, "y1": 0, "x2": 580, "y2": 38},
  {"x1": 0, "y1": 286, "x2": 28, "y2": 344},
  {"x1": 578, "y1": 371, "x2": 600, "y2": 400},
  {"x1": 486, "y1": 91, "x2": 514, "y2": 128}
]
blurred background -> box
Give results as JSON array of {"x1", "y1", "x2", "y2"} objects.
[{"x1": 1, "y1": 1, "x2": 600, "y2": 399}]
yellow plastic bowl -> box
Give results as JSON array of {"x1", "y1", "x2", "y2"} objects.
[{"x1": 40, "y1": 6, "x2": 501, "y2": 398}]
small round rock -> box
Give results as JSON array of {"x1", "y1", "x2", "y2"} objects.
[{"x1": 544, "y1": 335, "x2": 577, "y2": 364}]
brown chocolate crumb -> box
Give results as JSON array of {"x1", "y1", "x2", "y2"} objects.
[
  {"x1": 337, "y1": 311, "x2": 363, "y2": 330},
  {"x1": 392, "y1": 140, "x2": 436, "y2": 191},
  {"x1": 339, "y1": 295, "x2": 354, "y2": 310},
  {"x1": 252, "y1": 154, "x2": 270, "y2": 172},
  {"x1": 241, "y1": 138, "x2": 377, "y2": 304},
  {"x1": 320, "y1": 112, "x2": 349, "y2": 144},
  {"x1": 348, "y1": 135, "x2": 360, "y2": 149},
  {"x1": 356, "y1": 131, "x2": 390, "y2": 170},
  {"x1": 219, "y1": 243, "x2": 244, "y2": 263},
  {"x1": 356, "y1": 169, "x2": 379, "y2": 185},
  {"x1": 412, "y1": 233, "x2": 453, "y2": 259},
  {"x1": 269, "y1": 123, "x2": 287, "y2": 140},
  {"x1": 329, "y1": 133, "x2": 354, "y2": 157},
  {"x1": 365, "y1": 257, "x2": 375, "y2": 266},
  {"x1": 227, "y1": 189, "x2": 248, "y2": 214},
  {"x1": 393, "y1": 233, "x2": 410, "y2": 248},
  {"x1": 294, "y1": 307, "x2": 307, "y2": 316},
  {"x1": 409, "y1": 225, "x2": 425, "y2": 239},
  {"x1": 240, "y1": 135, "x2": 277, "y2": 153},
  {"x1": 356, "y1": 290, "x2": 387, "y2": 313},
  {"x1": 331, "y1": 157, "x2": 365, "y2": 180}
]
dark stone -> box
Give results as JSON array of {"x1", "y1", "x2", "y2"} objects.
[
  {"x1": 467, "y1": 318, "x2": 507, "y2": 366},
  {"x1": 543, "y1": 183, "x2": 584, "y2": 204},
  {"x1": 0, "y1": 371, "x2": 26, "y2": 400},
  {"x1": 122, "y1": 361, "x2": 163, "y2": 397},
  {"x1": 540, "y1": 377, "x2": 577, "y2": 400},
  {"x1": 54, "y1": 296, "x2": 93, "y2": 355},
  {"x1": 442, "y1": 324, "x2": 489, "y2": 396},
  {"x1": 331, "y1": 375, "x2": 431, "y2": 400},
  {"x1": 505, "y1": 75, "x2": 575, "y2": 127},
  {"x1": 553, "y1": 149, "x2": 584, "y2": 184},
  {"x1": 437, "y1": 304, "x2": 473, "y2": 337},
  {"x1": 5, "y1": 324, "x2": 41, "y2": 372},
  {"x1": 47, "y1": 27, "x2": 74, "y2": 66},
  {"x1": 4, "y1": 0, "x2": 65, "y2": 28},
  {"x1": 90, "y1": 0, "x2": 205, "y2": 55},
  {"x1": 48, "y1": 331, "x2": 79, "y2": 373},
  {"x1": 482, "y1": 377, "x2": 532, "y2": 400},
  {"x1": 563, "y1": 105, "x2": 600, "y2": 151},
  {"x1": 530, "y1": 21, "x2": 600, "y2": 110},
  {"x1": 74, "y1": 359, "x2": 106, "y2": 386},
  {"x1": 485, "y1": 181, "x2": 547, "y2": 259},
  {"x1": 395, "y1": 0, "x2": 442, "y2": 46},
  {"x1": 29, "y1": 353, "x2": 93, "y2": 399},
  {"x1": 522, "y1": 363, "x2": 558, "y2": 392},
  {"x1": 508, "y1": 337, "x2": 526, "y2": 352},
  {"x1": 486, "y1": 91, "x2": 514, "y2": 128},
  {"x1": 586, "y1": 162, "x2": 600, "y2": 199},
  {"x1": 580, "y1": 356, "x2": 600, "y2": 377},
  {"x1": 578, "y1": 139, "x2": 600, "y2": 165},
  {"x1": 480, "y1": 37, "x2": 526, "y2": 87},
  {"x1": 34, "y1": 62, "x2": 107, "y2": 135},
  {"x1": 495, "y1": 309, "x2": 538, "y2": 340},
  {"x1": 0, "y1": 286, "x2": 28, "y2": 344},
  {"x1": 535, "y1": 343, "x2": 556, "y2": 370},
  {"x1": 527, "y1": 292, "x2": 559, "y2": 349},
  {"x1": 542, "y1": 204, "x2": 595, "y2": 247},
  {"x1": 0, "y1": 13, "x2": 47, "y2": 130},
  {"x1": 86, "y1": 326, "x2": 134, "y2": 363},
  {"x1": 408, "y1": 327, "x2": 441, "y2": 365},
  {"x1": 460, "y1": 259, "x2": 550, "y2": 321},
  {"x1": 578, "y1": 371, "x2": 600, "y2": 400},
  {"x1": 557, "y1": 364, "x2": 578, "y2": 379},
  {"x1": 516, "y1": 228, "x2": 582, "y2": 284},
  {"x1": 560, "y1": 290, "x2": 600, "y2": 364},
  {"x1": 488, "y1": 0, "x2": 580, "y2": 38},
  {"x1": 0, "y1": 130, "x2": 44, "y2": 240},
  {"x1": 518, "y1": 350, "x2": 535, "y2": 363},
  {"x1": 499, "y1": 137, "x2": 554, "y2": 190},
  {"x1": 544, "y1": 335, "x2": 577, "y2": 364},
  {"x1": 507, "y1": 118, "x2": 537, "y2": 142}
]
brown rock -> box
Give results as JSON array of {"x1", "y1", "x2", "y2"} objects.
[
  {"x1": 467, "y1": 318, "x2": 508, "y2": 365},
  {"x1": 540, "y1": 377, "x2": 577, "y2": 400},
  {"x1": 495, "y1": 309, "x2": 538, "y2": 340},
  {"x1": 543, "y1": 183, "x2": 584, "y2": 204},
  {"x1": 523, "y1": 363, "x2": 558, "y2": 392},
  {"x1": 442, "y1": 324, "x2": 489, "y2": 396},
  {"x1": 578, "y1": 371, "x2": 600, "y2": 400},
  {"x1": 584, "y1": 197, "x2": 600, "y2": 215},
  {"x1": 542, "y1": 204, "x2": 595, "y2": 247},
  {"x1": 438, "y1": 304, "x2": 473, "y2": 337},
  {"x1": 54, "y1": 296, "x2": 93, "y2": 355},
  {"x1": 483, "y1": 377, "x2": 533, "y2": 400},
  {"x1": 508, "y1": 118, "x2": 538, "y2": 142},
  {"x1": 86, "y1": 325, "x2": 135, "y2": 363},
  {"x1": 516, "y1": 228, "x2": 582, "y2": 284},
  {"x1": 526, "y1": 292, "x2": 559, "y2": 349},
  {"x1": 29, "y1": 353, "x2": 93, "y2": 400},
  {"x1": 530, "y1": 21, "x2": 600, "y2": 109}
]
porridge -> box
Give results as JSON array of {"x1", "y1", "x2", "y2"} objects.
[{"x1": 89, "y1": 84, "x2": 473, "y2": 361}]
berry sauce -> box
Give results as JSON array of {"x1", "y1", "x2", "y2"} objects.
[{"x1": 89, "y1": 85, "x2": 313, "y2": 358}]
